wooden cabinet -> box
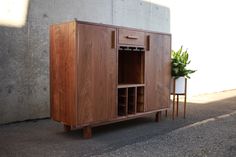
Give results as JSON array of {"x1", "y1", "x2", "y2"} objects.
[{"x1": 50, "y1": 20, "x2": 171, "y2": 138}]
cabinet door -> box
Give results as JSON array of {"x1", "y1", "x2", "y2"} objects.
[
  {"x1": 77, "y1": 24, "x2": 117, "y2": 125},
  {"x1": 145, "y1": 33, "x2": 171, "y2": 111}
]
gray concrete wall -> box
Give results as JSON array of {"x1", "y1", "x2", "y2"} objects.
[{"x1": 0, "y1": 0, "x2": 170, "y2": 124}]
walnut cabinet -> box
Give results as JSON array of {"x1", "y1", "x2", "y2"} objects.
[{"x1": 50, "y1": 20, "x2": 171, "y2": 138}]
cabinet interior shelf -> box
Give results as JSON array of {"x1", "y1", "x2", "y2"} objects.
[
  {"x1": 118, "y1": 86, "x2": 144, "y2": 116},
  {"x1": 118, "y1": 44, "x2": 145, "y2": 117},
  {"x1": 118, "y1": 46, "x2": 144, "y2": 52},
  {"x1": 118, "y1": 84, "x2": 145, "y2": 88}
]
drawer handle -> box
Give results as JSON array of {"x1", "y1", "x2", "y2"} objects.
[{"x1": 126, "y1": 35, "x2": 138, "y2": 39}]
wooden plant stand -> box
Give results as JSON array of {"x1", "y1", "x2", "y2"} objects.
[{"x1": 171, "y1": 78, "x2": 187, "y2": 120}]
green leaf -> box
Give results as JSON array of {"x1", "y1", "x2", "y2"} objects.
[{"x1": 171, "y1": 46, "x2": 196, "y2": 79}]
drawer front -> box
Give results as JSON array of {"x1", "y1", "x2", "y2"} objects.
[{"x1": 118, "y1": 29, "x2": 145, "y2": 46}]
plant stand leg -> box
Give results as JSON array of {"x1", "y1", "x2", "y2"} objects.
[
  {"x1": 155, "y1": 111, "x2": 161, "y2": 122},
  {"x1": 172, "y1": 79, "x2": 176, "y2": 120},
  {"x1": 184, "y1": 95, "x2": 187, "y2": 119},
  {"x1": 172, "y1": 94, "x2": 176, "y2": 120},
  {"x1": 64, "y1": 124, "x2": 71, "y2": 132},
  {"x1": 184, "y1": 78, "x2": 187, "y2": 119},
  {"x1": 176, "y1": 95, "x2": 179, "y2": 117},
  {"x1": 83, "y1": 126, "x2": 92, "y2": 139}
]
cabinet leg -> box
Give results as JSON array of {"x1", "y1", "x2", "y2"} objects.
[
  {"x1": 165, "y1": 110, "x2": 168, "y2": 117},
  {"x1": 155, "y1": 111, "x2": 161, "y2": 122},
  {"x1": 83, "y1": 126, "x2": 92, "y2": 139},
  {"x1": 64, "y1": 124, "x2": 71, "y2": 132}
]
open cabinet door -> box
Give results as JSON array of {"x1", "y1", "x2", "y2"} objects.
[{"x1": 77, "y1": 24, "x2": 117, "y2": 125}]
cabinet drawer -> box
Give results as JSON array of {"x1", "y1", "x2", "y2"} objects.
[{"x1": 118, "y1": 29, "x2": 145, "y2": 46}]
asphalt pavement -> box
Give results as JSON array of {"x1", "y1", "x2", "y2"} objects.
[{"x1": 0, "y1": 90, "x2": 236, "y2": 157}]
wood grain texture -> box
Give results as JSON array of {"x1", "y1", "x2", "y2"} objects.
[
  {"x1": 50, "y1": 20, "x2": 171, "y2": 133},
  {"x1": 145, "y1": 33, "x2": 162, "y2": 111},
  {"x1": 118, "y1": 29, "x2": 145, "y2": 46},
  {"x1": 137, "y1": 87, "x2": 144, "y2": 112},
  {"x1": 117, "y1": 84, "x2": 145, "y2": 88},
  {"x1": 160, "y1": 34, "x2": 171, "y2": 109},
  {"x1": 50, "y1": 21, "x2": 77, "y2": 125},
  {"x1": 145, "y1": 33, "x2": 171, "y2": 111},
  {"x1": 77, "y1": 23, "x2": 117, "y2": 125},
  {"x1": 83, "y1": 126, "x2": 92, "y2": 139}
]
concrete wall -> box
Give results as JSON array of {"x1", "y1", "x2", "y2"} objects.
[{"x1": 0, "y1": 0, "x2": 170, "y2": 124}]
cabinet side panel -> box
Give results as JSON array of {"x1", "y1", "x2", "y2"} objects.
[
  {"x1": 50, "y1": 25, "x2": 60, "y2": 121},
  {"x1": 155, "y1": 34, "x2": 165, "y2": 109},
  {"x1": 161, "y1": 35, "x2": 171, "y2": 108},
  {"x1": 50, "y1": 22, "x2": 77, "y2": 125}
]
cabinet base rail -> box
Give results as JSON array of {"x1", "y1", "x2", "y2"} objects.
[{"x1": 62, "y1": 109, "x2": 168, "y2": 139}]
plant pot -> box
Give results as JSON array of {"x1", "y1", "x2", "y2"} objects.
[{"x1": 171, "y1": 76, "x2": 186, "y2": 94}]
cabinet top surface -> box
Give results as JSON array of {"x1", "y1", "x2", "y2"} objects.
[{"x1": 50, "y1": 20, "x2": 171, "y2": 36}]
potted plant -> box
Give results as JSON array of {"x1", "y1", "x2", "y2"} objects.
[{"x1": 171, "y1": 46, "x2": 196, "y2": 93}]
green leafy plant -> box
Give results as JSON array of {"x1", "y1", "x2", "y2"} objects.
[{"x1": 171, "y1": 46, "x2": 196, "y2": 79}]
